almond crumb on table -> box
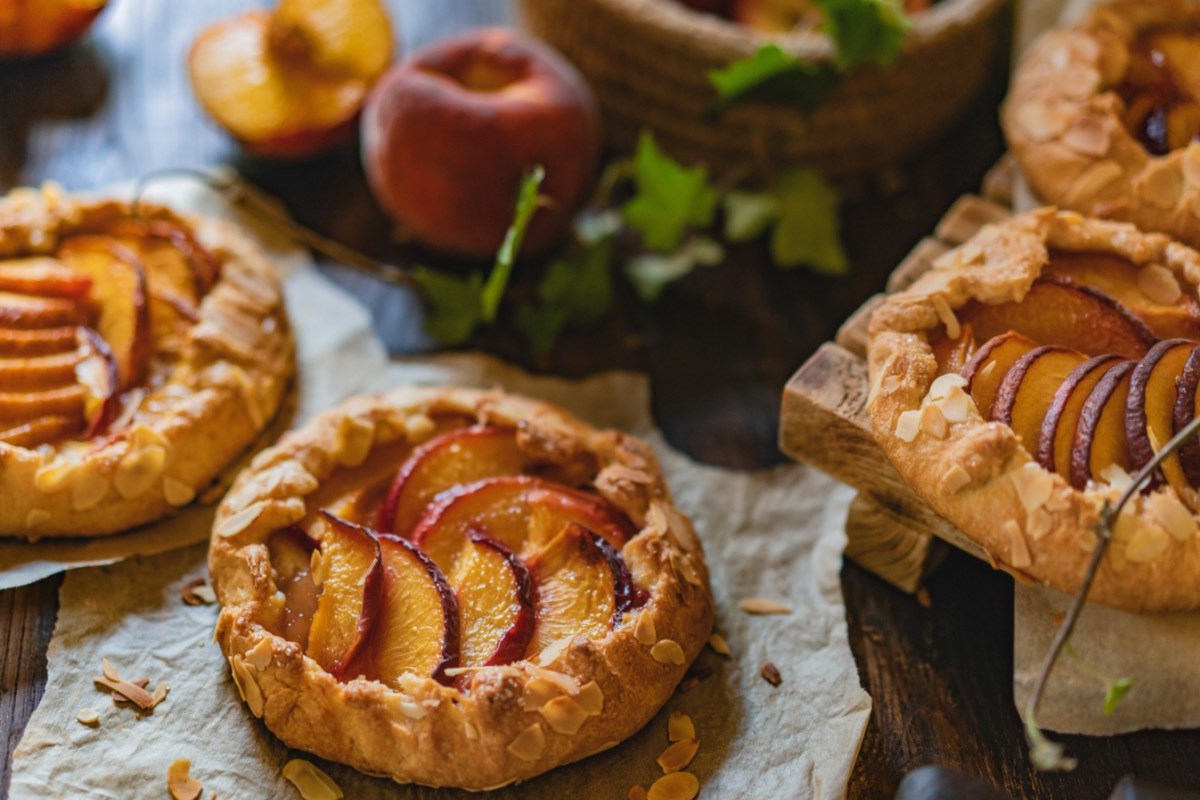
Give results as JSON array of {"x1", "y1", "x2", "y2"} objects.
[{"x1": 760, "y1": 661, "x2": 782, "y2": 687}]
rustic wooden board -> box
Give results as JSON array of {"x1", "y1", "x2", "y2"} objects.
[{"x1": 780, "y1": 195, "x2": 1011, "y2": 591}]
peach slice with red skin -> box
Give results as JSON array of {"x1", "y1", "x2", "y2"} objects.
[
  {"x1": 57, "y1": 236, "x2": 151, "y2": 390},
  {"x1": 1174, "y1": 347, "x2": 1200, "y2": 488},
  {"x1": 1126, "y1": 339, "x2": 1197, "y2": 498},
  {"x1": 0, "y1": 415, "x2": 81, "y2": 448},
  {"x1": 993, "y1": 346, "x2": 1088, "y2": 456},
  {"x1": 0, "y1": 291, "x2": 87, "y2": 328},
  {"x1": 93, "y1": 218, "x2": 220, "y2": 297},
  {"x1": 0, "y1": 327, "x2": 79, "y2": 356},
  {"x1": 411, "y1": 476, "x2": 635, "y2": 576},
  {"x1": 0, "y1": 384, "x2": 85, "y2": 424},
  {"x1": 1071, "y1": 361, "x2": 1137, "y2": 489},
  {"x1": 525, "y1": 523, "x2": 617, "y2": 658},
  {"x1": 372, "y1": 532, "x2": 460, "y2": 686},
  {"x1": 1045, "y1": 250, "x2": 1200, "y2": 341},
  {"x1": 77, "y1": 326, "x2": 121, "y2": 437},
  {"x1": 1036, "y1": 355, "x2": 1123, "y2": 475},
  {"x1": 305, "y1": 512, "x2": 383, "y2": 678},
  {"x1": 957, "y1": 277, "x2": 1155, "y2": 360},
  {"x1": 0, "y1": 258, "x2": 92, "y2": 299},
  {"x1": 451, "y1": 530, "x2": 535, "y2": 668},
  {"x1": 961, "y1": 332, "x2": 1038, "y2": 420},
  {"x1": 269, "y1": 526, "x2": 321, "y2": 647},
  {"x1": 378, "y1": 426, "x2": 538, "y2": 536},
  {"x1": 0, "y1": 349, "x2": 83, "y2": 390},
  {"x1": 930, "y1": 323, "x2": 976, "y2": 376}
]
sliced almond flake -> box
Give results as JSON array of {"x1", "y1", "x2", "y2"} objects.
[
  {"x1": 463, "y1": 721, "x2": 479, "y2": 740},
  {"x1": 648, "y1": 770, "x2": 700, "y2": 800},
  {"x1": 168, "y1": 759, "x2": 203, "y2": 800},
  {"x1": 668, "y1": 711, "x2": 695, "y2": 742},
  {"x1": 894, "y1": 409, "x2": 922, "y2": 443},
  {"x1": 230, "y1": 657, "x2": 264, "y2": 717},
  {"x1": 403, "y1": 413, "x2": 436, "y2": 444},
  {"x1": 942, "y1": 464, "x2": 972, "y2": 493},
  {"x1": 1148, "y1": 492, "x2": 1198, "y2": 541},
  {"x1": 1101, "y1": 463, "x2": 1134, "y2": 492},
  {"x1": 507, "y1": 723, "x2": 546, "y2": 761},
  {"x1": 879, "y1": 374, "x2": 903, "y2": 396},
  {"x1": 930, "y1": 294, "x2": 961, "y2": 340},
  {"x1": 112, "y1": 677, "x2": 149, "y2": 703},
  {"x1": 576, "y1": 681, "x2": 604, "y2": 716},
  {"x1": 215, "y1": 501, "x2": 266, "y2": 538},
  {"x1": 523, "y1": 677, "x2": 561, "y2": 708},
  {"x1": 1010, "y1": 463, "x2": 1054, "y2": 513},
  {"x1": 76, "y1": 708, "x2": 100, "y2": 726},
  {"x1": 1005, "y1": 520, "x2": 1032, "y2": 569},
  {"x1": 707, "y1": 633, "x2": 732, "y2": 657},
  {"x1": 282, "y1": 759, "x2": 344, "y2": 800},
  {"x1": 1044, "y1": 492, "x2": 1071, "y2": 513},
  {"x1": 738, "y1": 597, "x2": 792, "y2": 615},
  {"x1": 1138, "y1": 264, "x2": 1183, "y2": 305},
  {"x1": 1027, "y1": 509, "x2": 1053, "y2": 542},
  {"x1": 181, "y1": 577, "x2": 216, "y2": 606},
  {"x1": 928, "y1": 372, "x2": 967, "y2": 400},
  {"x1": 151, "y1": 682, "x2": 169, "y2": 708},
  {"x1": 244, "y1": 638, "x2": 274, "y2": 671},
  {"x1": 634, "y1": 612, "x2": 657, "y2": 646},
  {"x1": 657, "y1": 738, "x2": 700, "y2": 773},
  {"x1": 94, "y1": 675, "x2": 155, "y2": 709},
  {"x1": 102, "y1": 657, "x2": 120, "y2": 681},
  {"x1": 398, "y1": 700, "x2": 426, "y2": 720},
  {"x1": 919, "y1": 404, "x2": 948, "y2": 439},
  {"x1": 536, "y1": 636, "x2": 573, "y2": 666},
  {"x1": 540, "y1": 695, "x2": 589, "y2": 735},
  {"x1": 163, "y1": 477, "x2": 196, "y2": 507},
  {"x1": 671, "y1": 552, "x2": 702, "y2": 586},
  {"x1": 1125, "y1": 524, "x2": 1170, "y2": 563},
  {"x1": 529, "y1": 666, "x2": 581, "y2": 696},
  {"x1": 332, "y1": 416, "x2": 376, "y2": 468},
  {"x1": 937, "y1": 386, "x2": 973, "y2": 423},
  {"x1": 443, "y1": 666, "x2": 488, "y2": 678},
  {"x1": 650, "y1": 640, "x2": 686, "y2": 665}
]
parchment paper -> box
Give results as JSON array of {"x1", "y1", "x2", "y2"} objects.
[
  {"x1": 1006, "y1": 0, "x2": 1200, "y2": 736},
  {"x1": 0, "y1": 178, "x2": 386, "y2": 590},
  {"x1": 9, "y1": 182, "x2": 871, "y2": 796}
]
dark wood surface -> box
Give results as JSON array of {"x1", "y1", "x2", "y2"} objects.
[{"x1": 2, "y1": 2, "x2": 1199, "y2": 798}]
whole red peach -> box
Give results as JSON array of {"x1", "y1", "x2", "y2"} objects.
[{"x1": 361, "y1": 28, "x2": 601, "y2": 259}]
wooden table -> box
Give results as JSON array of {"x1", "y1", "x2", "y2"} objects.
[{"x1": 2, "y1": 2, "x2": 1198, "y2": 798}]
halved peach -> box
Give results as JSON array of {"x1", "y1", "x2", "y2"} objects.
[
  {"x1": 269, "y1": 526, "x2": 320, "y2": 647},
  {"x1": 271, "y1": 0, "x2": 393, "y2": 80},
  {"x1": 1046, "y1": 250, "x2": 1200, "y2": 340},
  {"x1": 961, "y1": 332, "x2": 1038, "y2": 420},
  {"x1": 1036, "y1": 355, "x2": 1123, "y2": 475},
  {"x1": 0, "y1": 415, "x2": 81, "y2": 448},
  {"x1": 0, "y1": 291, "x2": 87, "y2": 329},
  {"x1": 0, "y1": 326, "x2": 79, "y2": 356},
  {"x1": 1174, "y1": 347, "x2": 1200, "y2": 488},
  {"x1": 993, "y1": 346, "x2": 1088, "y2": 456},
  {"x1": 371, "y1": 532, "x2": 460, "y2": 686},
  {"x1": 0, "y1": 0, "x2": 107, "y2": 59},
  {"x1": 57, "y1": 236, "x2": 151, "y2": 389},
  {"x1": 411, "y1": 476, "x2": 634, "y2": 576},
  {"x1": 378, "y1": 426, "x2": 538, "y2": 535},
  {"x1": 450, "y1": 530, "x2": 535, "y2": 668},
  {"x1": 930, "y1": 323, "x2": 976, "y2": 376},
  {"x1": 526, "y1": 523, "x2": 616, "y2": 659},
  {"x1": 0, "y1": 258, "x2": 92, "y2": 299},
  {"x1": 1070, "y1": 361, "x2": 1137, "y2": 488},
  {"x1": 305, "y1": 512, "x2": 383, "y2": 677},
  {"x1": 1126, "y1": 339, "x2": 1197, "y2": 498},
  {"x1": 957, "y1": 277, "x2": 1155, "y2": 359}
]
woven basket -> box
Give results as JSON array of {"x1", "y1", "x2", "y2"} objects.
[{"x1": 519, "y1": 0, "x2": 1009, "y2": 178}]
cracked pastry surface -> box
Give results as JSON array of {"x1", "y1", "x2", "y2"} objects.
[
  {"x1": 868, "y1": 208, "x2": 1200, "y2": 612},
  {"x1": 0, "y1": 185, "x2": 293, "y2": 538},
  {"x1": 1004, "y1": 0, "x2": 1200, "y2": 248},
  {"x1": 208, "y1": 387, "x2": 715, "y2": 790}
]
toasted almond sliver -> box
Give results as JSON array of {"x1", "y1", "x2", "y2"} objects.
[
  {"x1": 931, "y1": 294, "x2": 961, "y2": 340},
  {"x1": 1010, "y1": 463, "x2": 1053, "y2": 513},
  {"x1": 707, "y1": 633, "x2": 731, "y2": 657},
  {"x1": 230, "y1": 657, "x2": 264, "y2": 717},
  {"x1": 523, "y1": 677, "x2": 562, "y2": 708},
  {"x1": 282, "y1": 759, "x2": 344, "y2": 800},
  {"x1": 541, "y1": 695, "x2": 589, "y2": 735},
  {"x1": 167, "y1": 759, "x2": 203, "y2": 800},
  {"x1": 94, "y1": 675, "x2": 155, "y2": 709},
  {"x1": 76, "y1": 708, "x2": 100, "y2": 726},
  {"x1": 507, "y1": 723, "x2": 546, "y2": 761},
  {"x1": 894, "y1": 409, "x2": 922, "y2": 443},
  {"x1": 181, "y1": 577, "x2": 216, "y2": 606},
  {"x1": 739, "y1": 598, "x2": 792, "y2": 615},
  {"x1": 101, "y1": 657, "x2": 120, "y2": 681},
  {"x1": 245, "y1": 638, "x2": 274, "y2": 671},
  {"x1": 648, "y1": 771, "x2": 700, "y2": 800},
  {"x1": 928, "y1": 372, "x2": 967, "y2": 400},
  {"x1": 151, "y1": 682, "x2": 169, "y2": 708},
  {"x1": 937, "y1": 386, "x2": 973, "y2": 423},
  {"x1": 1137, "y1": 264, "x2": 1182, "y2": 306},
  {"x1": 650, "y1": 640, "x2": 686, "y2": 665},
  {"x1": 215, "y1": 501, "x2": 266, "y2": 538},
  {"x1": 634, "y1": 612, "x2": 657, "y2": 646},
  {"x1": 536, "y1": 636, "x2": 573, "y2": 666},
  {"x1": 942, "y1": 464, "x2": 972, "y2": 493},
  {"x1": 668, "y1": 711, "x2": 695, "y2": 742},
  {"x1": 576, "y1": 681, "x2": 604, "y2": 716},
  {"x1": 657, "y1": 738, "x2": 700, "y2": 774},
  {"x1": 1005, "y1": 519, "x2": 1031, "y2": 569},
  {"x1": 1125, "y1": 524, "x2": 1170, "y2": 564},
  {"x1": 919, "y1": 403, "x2": 948, "y2": 439},
  {"x1": 1147, "y1": 492, "x2": 1198, "y2": 541}
]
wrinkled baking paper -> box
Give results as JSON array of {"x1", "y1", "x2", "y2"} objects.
[
  {"x1": 1007, "y1": 0, "x2": 1200, "y2": 736},
  {"x1": 0, "y1": 178, "x2": 385, "y2": 590},
  {"x1": 10, "y1": 183, "x2": 870, "y2": 798}
]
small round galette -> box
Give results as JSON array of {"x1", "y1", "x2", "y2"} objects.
[
  {"x1": 209, "y1": 388, "x2": 714, "y2": 790},
  {"x1": 1003, "y1": 0, "x2": 1200, "y2": 248},
  {"x1": 0, "y1": 185, "x2": 292, "y2": 538},
  {"x1": 868, "y1": 209, "x2": 1200, "y2": 612}
]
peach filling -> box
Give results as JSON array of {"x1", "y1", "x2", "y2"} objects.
[{"x1": 1119, "y1": 28, "x2": 1200, "y2": 155}]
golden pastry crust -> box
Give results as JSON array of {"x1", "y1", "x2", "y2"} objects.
[
  {"x1": 868, "y1": 209, "x2": 1200, "y2": 612},
  {"x1": 0, "y1": 186, "x2": 293, "y2": 538},
  {"x1": 1003, "y1": 0, "x2": 1200, "y2": 248},
  {"x1": 209, "y1": 387, "x2": 715, "y2": 790}
]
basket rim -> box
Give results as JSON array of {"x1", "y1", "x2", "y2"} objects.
[{"x1": 574, "y1": 0, "x2": 1009, "y2": 61}]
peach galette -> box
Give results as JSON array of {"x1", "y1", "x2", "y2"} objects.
[
  {"x1": 1003, "y1": 0, "x2": 1200, "y2": 248},
  {"x1": 209, "y1": 388, "x2": 714, "y2": 790},
  {"x1": 868, "y1": 209, "x2": 1200, "y2": 612},
  {"x1": 0, "y1": 186, "x2": 292, "y2": 538}
]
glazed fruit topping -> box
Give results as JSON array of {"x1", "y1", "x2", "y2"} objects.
[{"x1": 1120, "y1": 28, "x2": 1200, "y2": 155}]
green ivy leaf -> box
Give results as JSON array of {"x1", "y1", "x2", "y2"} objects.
[
  {"x1": 625, "y1": 236, "x2": 724, "y2": 301},
  {"x1": 769, "y1": 167, "x2": 848, "y2": 275},
  {"x1": 816, "y1": 0, "x2": 912, "y2": 70},
  {"x1": 516, "y1": 234, "x2": 616, "y2": 354},
  {"x1": 411, "y1": 267, "x2": 484, "y2": 345},
  {"x1": 1103, "y1": 677, "x2": 1133, "y2": 716},
  {"x1": 481, "y1": 165, "x2": 546, "y2": 321},
  {"x1": 622, "y1": 132, "x2": 718, "y2": 252},
  {"x1": 706, "y1": 44, "x2": 837, "y2": 113}
]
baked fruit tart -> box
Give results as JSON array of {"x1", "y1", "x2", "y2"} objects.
[
  {"x1": 209, "y1": 388, "x2": 714, "y2": 790},
  {"x1": 0, "y1": 185, "x2": 292, "y2": 538},
  {"x1": 1003, "y1": 0, "x2": 1200, "y2": 248},
  {"x1": 868, "y1": 209, "x2": 1200, "y2": 613}
]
